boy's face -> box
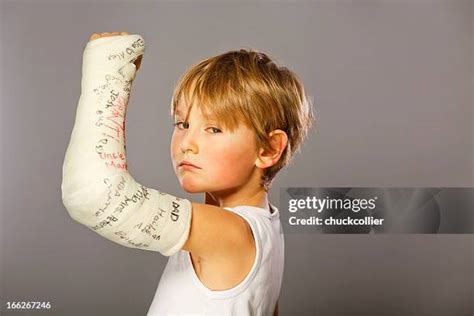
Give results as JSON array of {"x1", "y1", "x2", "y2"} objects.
[{"x1": 170, "y1": 103, "x2": 260, "y2": 193}]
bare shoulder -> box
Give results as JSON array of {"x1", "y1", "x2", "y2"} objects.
[
  {"x1": 182, "y1": 202, "x2": 256, "y2": 261},
  {"x1": 182, "y1": 202, "x2": 257, "y2": 290}
]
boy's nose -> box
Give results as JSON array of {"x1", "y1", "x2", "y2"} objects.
[
  {"x1": 181, "y1": 145, "x2": 197, "y2": 154},
  {"x1": 180, "y1": 131, "x2": 199, "y2": 154}
]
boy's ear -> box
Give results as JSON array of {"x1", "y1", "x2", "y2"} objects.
[{"x1": 255, "y1": 129, "x2": 288, "y2": 169}]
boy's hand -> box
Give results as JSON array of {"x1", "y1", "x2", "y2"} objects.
[{"x1": 88, "y1": 32, "x2": 143, "y2": 71}]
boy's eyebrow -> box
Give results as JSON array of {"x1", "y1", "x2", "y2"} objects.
[
  {"x1": 175, "y1": 109, "x2": 218, "y2": 121},
  {"x1": 174, "y1": 109, "x2": 185, "y2": 118}
]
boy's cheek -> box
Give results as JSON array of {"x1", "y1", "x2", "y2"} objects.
[
  {"x1": 212, "y1": 148, "x2": 233, "y2": 164},
  {"x1": 170, "y1": 138, "x2": 181, "y2": 160},
  {"x1": 211, "y1": 155, "x2": 246, "y2": 179}
]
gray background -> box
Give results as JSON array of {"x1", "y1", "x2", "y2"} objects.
[{"x1": 1, "y1": 0, "x2": 473, "y2": 315}]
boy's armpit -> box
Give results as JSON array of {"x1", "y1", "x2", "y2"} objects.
[{"x1": 182, "y1": 202, "x2": 255, "y2": 260}]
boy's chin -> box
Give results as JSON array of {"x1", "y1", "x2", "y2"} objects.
[
  {"x1": 179, "y1": 177, "x2": 232, "y2": 194},
  {"x1": 181, "y1": 186, "x2": 204, "y2": 194},
  {"x1": 179, "y1": 181, "x2": 206, "y2": 193},
  {"x1": 180, "y1": 182, "x2": 224, "y2": 194}
]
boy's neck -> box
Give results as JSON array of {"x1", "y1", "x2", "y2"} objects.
[{"x1": 205, "y1": 188, "x2": 270, "y2": 212}]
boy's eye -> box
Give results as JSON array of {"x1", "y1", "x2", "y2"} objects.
[
  {"x1": 173, "y1": 121, "x2": 189, "y2": 129},
  {"x1": 173, "y1": 122, "x2": 221, "y2": 134},
  {"x1": 207, "y1": 127, "x2": 222, "y2": 134}
]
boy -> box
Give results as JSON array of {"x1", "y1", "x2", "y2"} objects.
[{"x1": 62, "y1": 32, "x2": 314, "y2": 315}]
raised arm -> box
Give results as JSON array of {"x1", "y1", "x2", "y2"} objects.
[
  {"x1": 61, "y1": 34, "x2": 192, "y2": 256},
  {"x1": 61, "y1": 33, "x2": 256, "y2": 267}
]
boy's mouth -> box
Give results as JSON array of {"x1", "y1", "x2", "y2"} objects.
[{"x1": 179, "y1": 160, "x2": 201, "y2": 169}]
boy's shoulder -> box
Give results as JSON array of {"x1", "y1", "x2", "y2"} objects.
[{"x1": 225, "y1": 203, "x2": 277, "y2": 218}]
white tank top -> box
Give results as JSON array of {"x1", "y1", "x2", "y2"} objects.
[{"x1": 147, "y1": 203, "x2": 285, "y2": 316}]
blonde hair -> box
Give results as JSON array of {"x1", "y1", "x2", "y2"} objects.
[{"x1": 170, "y1": 48, "x2": 315, "y2": 192}]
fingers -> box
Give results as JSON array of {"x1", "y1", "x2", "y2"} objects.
[{"x1": 89, "y1": 32, "x2": 130, "y2": 41}]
